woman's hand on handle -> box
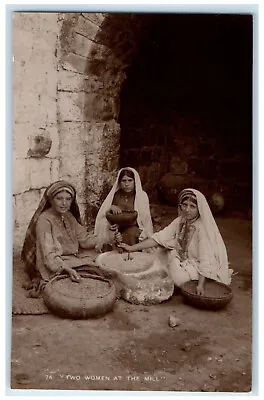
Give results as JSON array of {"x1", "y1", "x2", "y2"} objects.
[
  {"x1": 118, "y1": 237, "x2": 158, "y2": 253},
  {"x1": 117, "y1": 243, "x2": 133, "y2": 252},
  {"x1": 109, "y1": 224, "x2": 119, "y2": 231},
  {"x1": 110, "y1": 205, "x2": 122, "y2": 215},
  {"x1": 115, "y1": 231, "x2": 123, "y2": 244}
]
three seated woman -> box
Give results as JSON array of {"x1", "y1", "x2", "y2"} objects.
[{"x1": 21, "y1": 170, "x2": 232, "y2": 297}]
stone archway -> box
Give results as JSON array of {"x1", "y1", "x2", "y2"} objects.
[{"x1": 57, "y1": 13, "x2": 155, "y2": 224}]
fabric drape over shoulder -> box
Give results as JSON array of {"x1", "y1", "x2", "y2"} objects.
[
  {"x1": 21, "y1": 180, "x2": 81, "y2": 279},
  {"x1": 152, "y1": 188, "x2": 232, "y2": 285},
  {"x1": 94, "y1": 167, "x2": 153, "y2": 244}
]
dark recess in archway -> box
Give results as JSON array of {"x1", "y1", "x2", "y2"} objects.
[{"x1": 119, "y1": 13, "x2": 253, "y2": 213}]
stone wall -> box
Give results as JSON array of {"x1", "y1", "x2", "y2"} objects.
[
  {"x1": 12, "y1": 12, "x2": 153, "y2": 255},
  {"x1": 13, "y1": 12, "x2": 60, "y2": 254},
  {"x1": 12, "y1": 12, "x2": 252, "y2": 257}
]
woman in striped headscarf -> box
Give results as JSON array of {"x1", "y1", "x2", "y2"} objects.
[
  {"x1": 21, "y1": 180, "x2": 98, "y2": 286},
  {"x1": 118, "y1": 188, "x2": 233, "y2": 295}
]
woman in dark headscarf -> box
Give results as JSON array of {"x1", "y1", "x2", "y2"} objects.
[{"x1": 21, "y1": 180, "x2": 98, "y2": 285}]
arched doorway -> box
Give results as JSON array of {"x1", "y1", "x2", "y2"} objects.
[
  {"x1": 58, "y1": 12, "x2": 252, "y2": 222},
  {"x1": 119, "y1": 13, "x2": 252, "y2": 214}
]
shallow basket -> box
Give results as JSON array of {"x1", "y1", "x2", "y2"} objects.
[
  {"x1": 105, "y1": 210, "x2": 138, "y2": 227},
  {"x1": 181, "y1": 280, "x2": 233, "y2": 310},
  {"x1": 42, "y1": 267, "x2": 117, "y2": 319}
]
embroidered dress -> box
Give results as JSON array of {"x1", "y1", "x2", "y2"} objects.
[{"x1": 151, "y1": 189, "x2": 232, "y2": 287}]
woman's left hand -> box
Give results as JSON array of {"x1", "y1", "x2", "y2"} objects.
[
  {"x1": 109, "y1": 224, "x2": 118, "y2": 231},
  {"x1": 196, "y1": 283, "x2": 205, "y2": 296}
]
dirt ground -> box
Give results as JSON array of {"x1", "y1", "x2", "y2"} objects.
[{"x1": 9, "y1": 206, "x2": 253, "y2": 393}]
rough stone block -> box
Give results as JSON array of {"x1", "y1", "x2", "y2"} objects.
[
  {"x1": 58, "y1": 92, "x2": 84, "y2": 122},
  {"x1": 13, "y1": 189, "x2": 42, "y2": 253},
  {"x1": 60, "y1": 154, "x2": 86, "y2": 176},
  {"x1": 83, "y1": 93, "x2": 118, "y2": 122},
  {"x1": 81, "y1": 13, "x2": 105, "y2": 27},
  {"x1": 74, "y1": 15, "x2": 100, "y2": 41},
  {"x1": 58, "y1": 69, "x2": 85, "y2": 91},
  {"x1": 13, "y1": 124, "x2": 32, "y2": 159},
  {"x1": 60, "y1": 170, "x2": 86, "y2": 206},
  {"x1": 71, "y1": 34, "x2": 94, "y2": 58},
  {"x1": 58, "y1": 69, "x2": 104, "y2": 93},
  {"x1": 51, "y1": 159, "x2": 60, "y2": 182},
  {"x1": 28, "y1": 158, "x2": 53, "y2": 189},
  {"x1": 59, "y1": 122, "x2": 87, "y2": 155},
  {"x1": 13, "y1": 158, "x2": 31, "y2": 194},
  {"x1": 61, "y1": 53, "x2": 88, "y2": 75},
  {"x1": 46, "y1": 125, "x2": 60, "y2": 158}
]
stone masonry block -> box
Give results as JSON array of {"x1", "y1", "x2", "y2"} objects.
[
  {"x1": 59, "y1": 122, "x2": 87, "y2": 155},
  {"x1": 46, "y1": 125, "x2": 60, "y2": 158},
  {"x1": 51, "y1": 159, "x2": 60, "y2": 182},
  {"x1": 74, "y1": 15, "x2": 100, "y2": 41},
  {"x1": 71, "y1": 34, "x2": 94, "y2": 58},
  {"x1": 58, "y1": 69, "x2": 104, "y2": 93},
  {"x1": 57, "y1": 69, "x2": 85, "y2": 91},
  {"x1": 13, "y1": 189, "x2": 42, "y2": 253},
  {"x1": 13, "y1": 124, "x2": 32, "y2": 159},
  {"x1": 60, "y1": 154, "x2": 86, "y2": 176},
  {"x1": 61, "y1": 53, "x2": 88, "y2": 75},
  {"x1": 29, "y1": 158, "x2": 53, "y2": 189},
  {"x1": 58, "y1": 92, "x2": 84, "y2": 122},
  {"x1": 13, "y1": 158, "x2": 31, "y2": 194},
  {"x1": 81, "y1": 13, "x2": 105, "y2": 27}
]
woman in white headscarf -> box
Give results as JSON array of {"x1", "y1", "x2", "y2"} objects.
[
  {"x1": 94, "y1": 167, "x2": 153, "y2": 251},
  {"x1": 118, "y1": 188, "x2": 232, "y2": 295}
]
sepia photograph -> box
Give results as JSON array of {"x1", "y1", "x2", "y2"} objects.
[{"x1": 10, "y1": 6, "x2": 255, "y2": 394}]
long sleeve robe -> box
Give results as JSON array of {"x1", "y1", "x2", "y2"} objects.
[{"x1": 35, "y1": 209, "x2": 96, "y2": 280}]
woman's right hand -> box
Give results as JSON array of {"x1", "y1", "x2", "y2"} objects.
[
  {"x1": 110, "y1": 205, "x2": 122, "y2": 215},
  {"x1": 64, "y1": 266, "x2": 81, "y2": 282},
  {"x1": 117, "y1": 242, "x2": 133, "y2": 252}
]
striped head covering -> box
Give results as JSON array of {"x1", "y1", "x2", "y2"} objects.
[
  {"x1": 178, "y1": 189, "x2": 197, "y2": 206},
  {"x1": 178, "y1": 188, "x2": 231, "y2": 283},
  {"x1": 21, "y1": 180, "x2": 81, "y2": 279}
]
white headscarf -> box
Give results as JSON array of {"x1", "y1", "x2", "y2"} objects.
[
  {"x1": 180, "y1": 188, "x2": 232, "y2": 284},
  {"x1": 94, "y1": 167, "x2": 153, "y2": 245}
]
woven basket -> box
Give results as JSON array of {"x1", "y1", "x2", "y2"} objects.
[
  {"x1": 42, "y1": 267, "x2": 117, "y2": 319},
  {"x1": 106, "y1": 210, "x2": 138, "y2": 227},
  {"x1": 181, "y1": 279, "x2": 233, "y2": 310}
]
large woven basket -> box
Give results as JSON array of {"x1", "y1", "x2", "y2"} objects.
[
  {"x1": 105, "y1": 210, "x2": 138, "y2": 227},
  {"x1": 181, "y1": 279, "x2": 233, "y2": 310},
  {"x1": 42, "y1": 267, "x2": 117, "y2": 319}
]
